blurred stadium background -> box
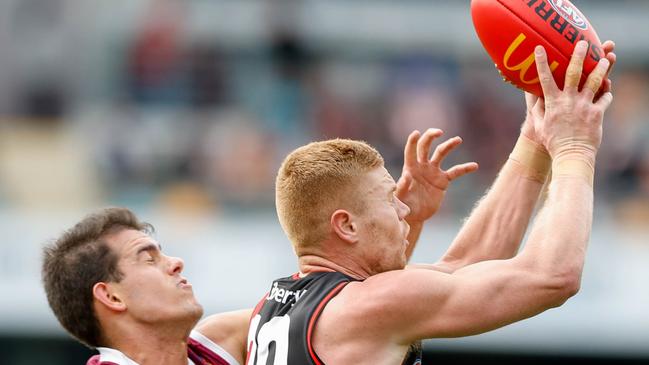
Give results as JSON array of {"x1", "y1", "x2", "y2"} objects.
[{"x1": 0, "y1": 0, "x2": 648, "y2": 364}]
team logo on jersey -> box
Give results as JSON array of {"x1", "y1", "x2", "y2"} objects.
[
  {"x1": 266, "y1": 282, "x2": 308, "y2": 305},
  {"x1": 548, "y1": 0, "x2": 588, "y2": 30}
]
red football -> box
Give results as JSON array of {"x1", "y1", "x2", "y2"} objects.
[{"x1": 471, "y1": 0, "x2": 603, "y2": 96}]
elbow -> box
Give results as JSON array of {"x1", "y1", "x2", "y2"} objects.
[
  {"x1": 518, "y1": 251, "x2": 585, "y2": 307},
  {"x1": 558, "y1": 275, "x2": 581, "y2": 304},
  {"x1": 547, "y1": 270, "x2": 582, "y2": 307}
]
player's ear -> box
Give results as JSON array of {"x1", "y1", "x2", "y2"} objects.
[
  {"x1": 93, "y1": 282, "x2": 127, "y2": 312},
  {"x1": 331, "y1": 209, "x2": 359, "y2": 244}
]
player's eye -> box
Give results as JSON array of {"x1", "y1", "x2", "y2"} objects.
[{"x1": 141, "y1": 252, "x2": 156, "y2": 263}]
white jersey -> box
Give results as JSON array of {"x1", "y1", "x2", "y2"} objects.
[{"x1": 89, "y1": 330, "x2": 239, "y2": 365}]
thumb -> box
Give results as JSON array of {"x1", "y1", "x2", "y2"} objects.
[
  {"x1": 397, "y1": 171, "x2": 413, "y2": 190},
  {"x1": 525, "y1": 92, "x2": 538, "y2": 110}
]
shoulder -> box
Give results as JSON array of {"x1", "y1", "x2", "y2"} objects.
[
  {"x1": 310, "y1": 271, "x2": 445, "y2": 362},
  {"x1": 196, "y1": 309, "x2": 252, "y2": 343},
  {"x1": 194, "y1": 309, "x2": 253, "y2": 365},
  {"x1": 316, "y1": 269, "x2": 453, "y2": 339},
  {"x1": 338, "y1": 269, "x2": 452, "y2": 310}
]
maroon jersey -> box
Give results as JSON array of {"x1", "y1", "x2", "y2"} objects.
[
  {"x1": 247, "y1": 271, "x2": 422, "y2": 365},
  {"x1": 86, "y1": 330, "x2": 239, "y2": 365}
]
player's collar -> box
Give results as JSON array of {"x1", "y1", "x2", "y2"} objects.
[{"x1": 96, "y1": 346, "x2": 195, "y2": 365}]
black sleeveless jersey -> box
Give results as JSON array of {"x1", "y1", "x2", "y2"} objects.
[{"x1": 246, "y1": 271, "x2": 422, "y2": 365}]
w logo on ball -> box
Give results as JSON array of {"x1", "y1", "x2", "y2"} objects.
[{"x1": 503, "y1": 33, "x2": 559, "y2": 85}]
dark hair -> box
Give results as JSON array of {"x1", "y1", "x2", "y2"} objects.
[{"x1": 41, "y1": 207, "x2": 153, "y2": 348}]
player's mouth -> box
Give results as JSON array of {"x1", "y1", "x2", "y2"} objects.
[{"x1": 178, "y1": 278, "x2": 192, "y2": 289}]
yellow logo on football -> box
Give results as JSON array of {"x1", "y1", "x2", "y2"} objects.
[{"x1": 503, "y1": 33, "x2": 559, "y2": 85}]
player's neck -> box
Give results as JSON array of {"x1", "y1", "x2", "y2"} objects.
[
  {"x1": 105, "y1": 321, "x2": 192, "y2": 365},
  {"x1": 298, "y1": 254, "x2": 371, "y2": 280}
]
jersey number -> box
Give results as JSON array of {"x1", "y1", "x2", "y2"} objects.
[{"x1": 247, "y1": 314, "x2": 290, "y2": 365}]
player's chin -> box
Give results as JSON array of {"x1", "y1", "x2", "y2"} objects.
[
  {"x1": 393, "y1": 254, "x2": 408, "y2": 271},
  {"x1": 194, "y1": 301, "x2": 204, "y2": 316},
  {"x1": 186, "y1": 299, "x2": 204, "y2": 320},
  {"x1": 181, "y1": 290, "x2": 201, "y2": 308}
]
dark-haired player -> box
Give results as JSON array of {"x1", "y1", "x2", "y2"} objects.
[{"x1": 42, "y1": 207, "x2": 248, "y2": 365}]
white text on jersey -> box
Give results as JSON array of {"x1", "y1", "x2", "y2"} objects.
[{"x1": 266, "y1": 282, "x2": 308, "y2": 305}]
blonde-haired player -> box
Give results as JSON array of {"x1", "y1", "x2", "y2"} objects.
[{"x1": 247, "y1": 40, "x2": 616, "y2": 365}]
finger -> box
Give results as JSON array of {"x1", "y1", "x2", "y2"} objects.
[
  {"x1": 404, "y1": 130, "x2": 421, "y2": 167},
  {"x1": 534, "y1": 46, "x2": 560, "y2": 98},
  {"x1": 597, "y1": 52, "x2": 616, "y2": 100},
  {"x1": 564, "y1": 40, "x2": 589, "y2": 90},
  {"x1": 602, "y1": 40, "x2": 615, "y2": 54},
  {"x1": 446, "y1": 162, "x2": 479, "y2": 181},
  {"x1": 595, "y1": 91, "x2": 613, "y2": 111},
  {"x1": 594, "y1": 51, "x2": 615, "y2": 101},
  {"x1": 595, "y1": 79, "x2": 612, "y2": 102},
  {"x1": 430, "y1": 136, "x2": 463, "y2": 167},
  {"x1": 417, "y1": 128, "x2": 443, "y2": 163},
  {"x1": 604, "y1": 51, "x2": 616, "y2": 79},
  {"x1": 600, "y1": 40, "x2": 615, "y2": 86},
  {"x1": 583, "y1": 57, "x2": 611, "y2": 101}
]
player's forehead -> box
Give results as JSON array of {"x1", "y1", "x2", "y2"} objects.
[
  {"x1": 363, "y1": 167, "x2": 396, "y2": 195},
  {"x1": 104, "y1": 228, "x2": 159, "y2": 257}
]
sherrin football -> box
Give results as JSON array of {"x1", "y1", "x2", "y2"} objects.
[{"x1": 471, "y1": 0, "x2": 603, "y2": 96}]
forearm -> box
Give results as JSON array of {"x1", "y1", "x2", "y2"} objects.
[
  {"x1": 405, "y1": 220, "x2": 423, "y2": 260},
  {"x1": 438, "y1": 135, "x2": 549, "y2": 271},
  {"x1": 520, "y1": 153, "x2": 595, "y2": 280}
]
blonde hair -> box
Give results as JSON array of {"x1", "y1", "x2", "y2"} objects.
[{"x1": 276, "y1": 139, "x2": 384, "y2": 254}]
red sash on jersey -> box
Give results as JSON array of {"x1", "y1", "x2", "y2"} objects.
[
  {"x1": 187, "y1": 337, "x2": 232, "y2": 365},
  {"x1": 86, "y1": 355, "x2": 114, "y2": 365}
]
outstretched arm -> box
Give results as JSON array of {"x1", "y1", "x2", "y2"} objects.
[
  {"x1": 331, "y1": 41, "x2": 613, "y2": 345},
  {"x1": 427, "y1": 128, "x2": 551, "y2": 273},
  {"x1": 195, "y1": 309, "x2": 253, "y2": 364},
  {"x1": 421, "y1": 40, "x2": 617, "y2": 273}
]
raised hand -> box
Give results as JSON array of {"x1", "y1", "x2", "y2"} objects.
[
  {"x1": 396, "y1": 128, "x2": 478, "y2": 223},
  {"x1": 523, "y1": 40, "x2": 616, "y2": 146},
  {"x1": 534, "y1": 40, "x2": 613, "y2": 160}
]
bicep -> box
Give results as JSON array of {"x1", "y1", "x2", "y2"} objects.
[
  {"x1": 420, "y1": 261, "x2": 565, "y2": 338},
  {"x1": 195, "y1": 309, "x2": 253, "y2": 363},
  {"x1": 357, "y1": 260, "x2": 567, "y2": 344}
]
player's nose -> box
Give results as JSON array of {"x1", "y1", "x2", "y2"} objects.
[{"x1": 167, "y1": 255, "x2": 184, "y2": 275}]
